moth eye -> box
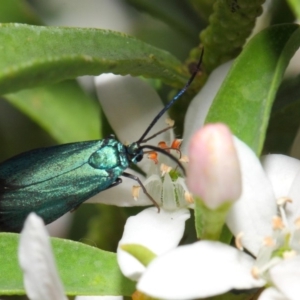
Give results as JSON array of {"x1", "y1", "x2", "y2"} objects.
[{"x1": 135, "y1": 153, "x2": 143, "y2": 162}]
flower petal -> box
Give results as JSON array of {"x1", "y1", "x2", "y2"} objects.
[
  {"x1": 18, "y1": 213, "x2": 67, "y2": 300},
  {"x1": 258, "y1": 287, "x2": 286, "y2": 300},
  {"x1": 138, "y1": 241, "x2": 263, "y2": 300},
  {"x1": 117, "y1": 207, "x2": 190, "y2": 281},
  {"x1": 262, "y1": 154, "x2": 300, "y2": 225},
  {"x1": 261, "y1": 154, "x2": 300, "y2": 199},
  {"x1": 162, "y1": 173, "x2": 177, "y2": 209},
  {"x1": 226, "y1": 137, "x2": 277, "y2": 256},
  {"x1": 46, "y1": 213, "x2": 73, "y2": 238},
  {"x1": 87, "y1": 168, "x2": 152, "y2": 206},
  {"x1": 182, "y1": 61, "x2": 233, "y2": 153},
  {"x1": 95, "y1": 74, "x2": 168, "y2": 160},
  {"x1": 285, "y1": 169, "x2": 300, "y2": 224},
  {"x1": 269, "y1": 256, "x2": 300, "y2": 300}
]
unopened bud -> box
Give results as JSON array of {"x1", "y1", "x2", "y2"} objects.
[{"x1": 187, "y1": 123, "x2": 242, "y2": 209}]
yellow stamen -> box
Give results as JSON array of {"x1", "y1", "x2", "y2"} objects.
[
  {"x1": 277, "y1": 197, "x2": 293, "y2": 206},
  {"x1": 235, "y1": 232, "x2": 244, "y2": 250},
  {"x1": 147, "y1": 151, "x2": 158, "y2": 164},
  {"x1": 166, "y1": 118, "x2": 175, "y2": 127},
  {"x1": 132, "y1": 186, "x2": 141, "y2": 201},
  {"x1": 251, "y1": 266, "x2": 260, "y2": 279},
  {"x1": 171, "y1": 139, "x2": 183, "y2": 149},
  {"x1": 294, "y1": 217, "x2": 300, "y2": 229},
  {"x1": 158, "y1": 141, "x2": 169, "y2": 151},
  {"x1": 184, "y1": 191, "x2": 194, "y2": 204},
  {"x1": 160, "y1": 163, "x2": 172, "y2": 176},
  {"x1": 272, "y1": 216, "x2": 285, "y2": 230},
  {"x1": 263, "y1": 236, "x2": 276, "y2": 247},
  {"x1": 179, "y1": 155, "x2": 189, "y2": 163}
]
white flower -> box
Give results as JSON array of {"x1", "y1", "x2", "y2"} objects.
[
  {"x1": 88, "y1": 63, "x2": 235, "y2": 282},
  {"x1": 18, "y1": 213, "x2": 122, "y2": 300},
  {"x1": 91, "y1": 63, "x2": 299, "y2": 294},
  {"x1": 81, "y1": 55, "x2": 300, "y2": 299},
  {"x1": 91, "y1": 64, "x2": 300, "y2": 300},
  {"x1": 138, "y1": 240, "x2": 263, "y2": 299},
  {"x1": 19, "y1": 213, "x2": 67, "y2": 300},
  {"x1": 117, "y1": 207, "x2": 190, "y2": 281},
  {"x1": 132, "y1": 121, "x2": 300, "y2": 299},
  {"x1": 91, "y1": 73, "x2": 202, "y2": 282},
  {"x1": 136, "y1": 149, "x2": 300, "y2": 300}
]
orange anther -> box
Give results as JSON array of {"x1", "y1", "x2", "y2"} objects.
[{"x1": 147, "y1": 151, "x2": 158, "y2": 164}]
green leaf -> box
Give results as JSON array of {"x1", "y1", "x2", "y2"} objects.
[
  {"x1": 209, "y1": 291, "x2": 256, "y2": 300},
  {"x1": 287, "y1": 0, "x2": 300, "y2": 19},
  {"x1": 0, "y1": 0, "x2": 41, "y2": 24},
  {"x1": 265, "y1": 75, "x2": 300, "y2": 154},
  {"x1": 188, "y1": 0, "x2": 214, "y2": 22},
  {"x1": 85, "y1": 205, "x2": 127, "y2": 252},
  {"x1": 0, "y1": 23, "x2": 189, "y2": 95},
  {"x1": 4, "y1": 80, "x2": 100, "y2": 143},
  {"x1": 270, "y1": 0, "x2": 295, "y2": 25},
  {"x1": 206, "y1": 23, "x2": 300, "y2": 154},
  {"x1": 0, "y1": 233, "x2": 135, "y2": 296},
  {"x1": 126, "y1": 0, "x2": 201, "y2": 41},
  {"x1": 0, "y1": 99, "x2": 54, "y2": 161}
]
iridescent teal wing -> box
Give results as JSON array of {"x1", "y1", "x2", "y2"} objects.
[{"x1": 0, "y1": 139, "x2": 126, "y2": 232}]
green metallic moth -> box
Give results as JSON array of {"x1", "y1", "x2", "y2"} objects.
[
  {"x1": 0, "y1": 139, "x2": 140, "y2": 232},
  {"x1": 0, "y1": 52, "x2": 203, "y2": 232}
]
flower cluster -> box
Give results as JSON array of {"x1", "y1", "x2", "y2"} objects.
[{"x1": 18, "y1": 61, "x2": 300, "y2": 300}]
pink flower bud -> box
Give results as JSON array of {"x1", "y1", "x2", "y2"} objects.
[{"x1": 187, "y1": 123, "x2": 242, "y2": 209}]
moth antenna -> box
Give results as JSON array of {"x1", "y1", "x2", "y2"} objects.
[
  {"x1": 140, "y1": 125, "x2": 173, "y2": 144},
  {"x1": 137, "y1": 49, "x2": 204, "y2": 144}
]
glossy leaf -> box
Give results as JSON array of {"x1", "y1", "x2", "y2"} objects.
[
  {"x1": 287, "y1": 0, "x2": 300, "y2": 19},
  {"x1": 0, "y1": 0, "x2": 40, "y2": 24},
  {"x1": 0, "y1": 233, "x2": 135, "y2": 296},
  {"x1": 264, "y1": 75, "x2": 300, "y2": 154},
  {"x1": 4, "y1": 80, "x2": 100, "y2": 143},
  {"x1": 0, "y1": 23, "x2": 188, "y2": 95},
  {"x1": 270, "y1": 0, "x2": 295, "y2": 25},
  {"x1": 126, "y1": 0, "x2": 200, "y2": 41},
  {"x1": 206, "y1": 23, "x2": 300, "y2": 154},
  {"x1": 0, "y1": 99, "x2": 54, "y2": 160}
]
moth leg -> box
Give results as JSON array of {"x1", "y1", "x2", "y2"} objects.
[
  {"x1": 70, "y1": 179, "x2": 123, "y2": 213},
  {"x1": 102, "y1": 178, "x2": 122, "y2": 191},
  {"x1": 122, "y1": 172, "x2": 160, "y2": 213},
  {"x1": 70, "y1": 205, "x2": 80, "y2": 213}
]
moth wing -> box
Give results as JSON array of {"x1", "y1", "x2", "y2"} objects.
[{"x1": 0, "y1": 140, "x2": 104, "y2": 187}]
